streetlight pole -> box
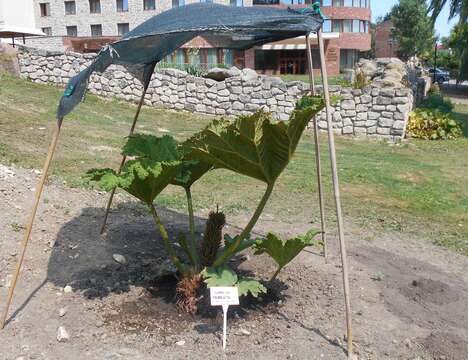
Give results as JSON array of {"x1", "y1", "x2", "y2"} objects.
[{"x1": 433, "y1": 39, "x2": 438, "y2": 84}]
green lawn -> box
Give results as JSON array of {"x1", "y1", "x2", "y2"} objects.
[{"x1": 1, "y1": 73, "x2": 467, "y2": 255}]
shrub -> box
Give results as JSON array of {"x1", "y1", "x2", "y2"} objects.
[
  {"x1": 353, "y1": 70, "x2": 368, "y2": 89},
  {"x1": 419, "y1": 93, "x2": 454, "y2": 114},
  {"x1": 407, "y1": 108, "x2": 462, "y2": 140}
]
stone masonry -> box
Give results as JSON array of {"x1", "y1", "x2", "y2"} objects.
[{"x1": 17, "y1": 46, "x2": 414, "y2": 140}]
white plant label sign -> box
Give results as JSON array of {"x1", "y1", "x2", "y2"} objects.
[{"x1": 210, "y1": 286, "x2": 239, "y2": 350}]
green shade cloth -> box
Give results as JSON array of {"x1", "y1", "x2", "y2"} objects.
[{"x1": 57, "y1": 3, "x2": 323, "y2": 118}]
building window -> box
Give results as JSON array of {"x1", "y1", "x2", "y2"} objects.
[
  {"x1": 116, "y1": 0, "x2": 129, "y2": 12},
  {"x1": 331, "y1": 19, "x2": 368, "y2": 33},
  {"x1": 90, "y1": 24, "x2": 102, "y2": 36},
  {"x1": 352, "y1": 19, "x2": 360, "y2": 32},
  {"x1": 188, "y1": 50, "x2": 200, "y2": 66},
  {"x1": 39, "y1": 3, "x2": 50, "y2": 16},
  {"x1": 224, "y1": 49, "x2": 233, "y2": 67},
  {"x1": 66, "y1": 26, "x2": 78, "y2": 37},
  {"x1": 64, "y1": 1, "x2": 76, "y2": 15},
  {"x1": 360, "y1": 20, "x2": 368, "y2": 32},
  {"x1": 117, "y1": 23, "x2": 130, "y2": 36},
  {"x1": 322, "y1": 19, "x2": 332, "y2": 32},
  {"x1": 230, "y1": 0, "x2": 243, "y2": 5},
  {"x1": 342, "y1": 19, "x2": 352, "y2": 32},
  {"x1": 89, "y1": 0, "x2": 101, "y2": 13},
  {"x1": 332, "y1": 20, "x2": 341, "y2": 32},
  {"x1": 253, "y1": 0, "x2": 279, "y2": 4},
  {"x1": 172, "y1": 0, "x2": 185, "y2": 7},
  {"x1": 340, "y1": 49, "x2": 359, "y2": 71},
  {"x1": 285, "y1": 0, "x2": 305, "y2": 4},
  {"x1": 42, "y1": 27, "x2": 52, "y2": 36},
  {"x1": 143, "y1": 0, "x2": 156, "y2": 10},
  {"x1": 327, "y1": 0, "x2": 369, "y2": 6}
]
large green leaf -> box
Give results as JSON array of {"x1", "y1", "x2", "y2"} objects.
[
  {"x1": 184, "y1": 96, "x2": 324, "y2": 184},
  {"x1": 201, "y1": 265, "x2": 238, "y2": 287},
  {"x1": 254, "y1": 229, "x2": 321, "y2": 269},
  {"x1": 86, "y1": 134, "x2": 182, "y2": 205},
  {"x1": 170, "y1": 145, "x2": 213, "y2": 189},
  {"x1": 123, "y1": 133, "x2": 180, "y2": 162},
  {"x1": 201, "y1": 266, "x2": 266, "y2": 298},
  {"x1": 237, "y1": 277, "x2": 267, "y2": 298}
]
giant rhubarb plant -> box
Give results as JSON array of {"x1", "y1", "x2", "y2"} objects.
[
  {"x1": 87, "y1": 95, "x2": 324, "y2": 310},
  {"x1": 183, "y1": 95, "x2": 325, "y2": 266}
]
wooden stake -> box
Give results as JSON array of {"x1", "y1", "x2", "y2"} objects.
[
  {"x1": 305, "y1": 33, "x2": 328, "y2": 262},
  {"x1": 317, "y1": 30, "x2": 354, "y2": 359},
  {"x1": 100, "y1": 87, "x2": 148, "y2": 234},
  {"x1": 1, "y1": 118, "x2": 63, "y2": 329}
]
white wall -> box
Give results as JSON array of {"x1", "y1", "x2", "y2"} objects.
[{"x1": 0, "y1": 0, "x2": 36, "y2": 28}]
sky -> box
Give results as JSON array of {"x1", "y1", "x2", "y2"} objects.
[{"x1": 372, "y1": 0, "x2": 458, "y2": 38}]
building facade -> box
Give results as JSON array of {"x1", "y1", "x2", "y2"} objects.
[
  {"x1": 31, "y1": 0, "x2": 371, "y2": 75},
  {"x1": 375, "y1": 19, "x2": 399, "y2": 58},
  {"x1": 253, "y1": 0, "x2": 371, "y2": 75}
]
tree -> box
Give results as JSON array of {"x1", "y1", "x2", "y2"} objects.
[
  {"x1": 428, "y1": 0, "x2": 468, "y2": 25},
  {"x1": 428, "y1": 0, "x2": 468, "y2": 81},
  {"x1": 390, "y1": 0, "x2": 435, "y2": 60},
  {"x1": 447, "y1": 23, "x2": 468, "y2": 81}
]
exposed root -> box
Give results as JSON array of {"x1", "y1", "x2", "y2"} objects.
[{"x1": 176, "y1": 274, "x2": 203, "y2": 314}]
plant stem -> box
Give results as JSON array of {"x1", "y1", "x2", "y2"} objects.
[
  {"x1": 184, "y1": 186, "x2": 200, "y2": 268},
  {"x1": 148, "y1": 203, "x2": 187, "y2": 276},
  {"x1": 213, "y1": 182, "x2": 275, "y2": 267},
  {"x1": 269, "y1": 266, "x2": 283, "y2": 282}
]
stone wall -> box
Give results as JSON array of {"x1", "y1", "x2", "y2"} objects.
[{"x1": 17, "y1": 46, "x2": 414, "y2": 140}]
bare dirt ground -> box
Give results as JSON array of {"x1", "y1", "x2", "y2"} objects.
[{"x1": 1, "y1": 163, "x2": 467, "y2": 360}]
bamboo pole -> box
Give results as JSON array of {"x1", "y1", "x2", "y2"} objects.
[
  {"x1": 1, "y1": 118, "x2": 64, "y2": 329},
  {"x1": 317, "y1": 30, "x2": 354, "y2": 359},
  {"x1": 100, "y1": 86, "x2": 149, "y2": 234},
  {"x1": 305, "y1": 33, "x2": 328, "y2": 262}
]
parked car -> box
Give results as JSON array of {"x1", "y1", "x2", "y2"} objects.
[{"x1": 428, "y1": 68, "x2": 450, "y2": 84}]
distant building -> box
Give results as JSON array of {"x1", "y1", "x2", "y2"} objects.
[
  {"x1": 375, "y1": 19, "x2": 399, "y2": 58},
  {"x1": 28, "y1": 0, "x2": 371, "y2": 75},
  {"x1": 31, "y1": 0, "x2": 249, "y2": 65},
  {"x1": 253, "y1": 0, "x2": 372, "y2": 75}
]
